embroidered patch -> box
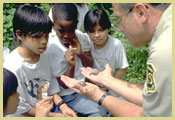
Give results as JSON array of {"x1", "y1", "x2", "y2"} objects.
[{"x1": 145, "y1": 63, "x2": 157, "y2": 93}]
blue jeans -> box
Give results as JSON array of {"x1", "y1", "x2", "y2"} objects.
[{"x1": 51, "y1": 93, "x2": 107, "y2": 117}]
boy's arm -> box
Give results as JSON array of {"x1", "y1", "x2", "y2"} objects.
[
  {"x1": 22, "y1": 106, "x2": 65, "y2": 117},
  {"x1": 22, "y1": 94, "x2": 76, "y2": 117},
  {"x1": 22, "y1": 107, "x2": 35, "y2": 117},
  {"x1": 57, "y1": 45, "x2": 76, "y2": 88},
  {"x1": 114, "y1": 68, "x2": 128, "y2": 79},
  {"x1": 47, "y1": 44, "x2": 76, "y2": 88},
  {"x1": 73, "y1": 33, "x2": 94, "y2": 67},
  {"x1": 57, "y1": 65, "x2": 75, "y2": 88},
  {"x1": 77, "y1": 51, "x2": 94, "y2": 67},
  {"x1": 53, "y1": 93, "x2": 77, "y2": 117}
]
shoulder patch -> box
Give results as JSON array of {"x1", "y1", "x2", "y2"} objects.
[{"x1": 145, "y1": 63, "x2": 157, "y2": 93}]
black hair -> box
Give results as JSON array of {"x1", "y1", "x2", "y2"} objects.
[
  {"x1": 13, "y1": 5, "x2": 52, "y2": 42},
  {"x1": 3, "y1": 68, "x2": 18, "y2": 111},
  {"x1": 84, "y1": 9, "x2": 111, "y2": 32},
  {"x1": 52, "y1": 3, "x2": 78, "y2": 25}
]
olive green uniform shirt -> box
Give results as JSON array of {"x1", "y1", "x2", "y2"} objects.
[{"x1": 143, "y1": 5, "x2": 172, "y2": 117}]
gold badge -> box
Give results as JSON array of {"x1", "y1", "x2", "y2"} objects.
[{"x1": 145, "y1": 63, "x2": 157, "y2": 93}]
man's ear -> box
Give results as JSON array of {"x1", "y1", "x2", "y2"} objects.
[
  {"x1": 134, "y1": 3, "x2": 148, "y2": 23},
  {"x1": 16, "y1": 30, "x2": 22, "y2": 40}
]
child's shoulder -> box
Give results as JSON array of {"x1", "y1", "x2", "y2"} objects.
[
  {"x1": 46, "y1": 42, "x2": 65, "y2": 56},
  {"x1": 75, "y1": 29, "x2": 90, "y2": 42},
  {"x1": 75, "y1": 29, "x2": 84, "y2": 36},
  {"x1": 75, "y1": 29, "x2": 89, "y2": 38},
  {"x1": 108, "y1": 35, "x2": 122, "y2": 46},
  {"x1": 4, "y1": 48, "x2": 23, "y2": 72},
  {"x1": 5, "y1": 48, "x2": 22, "y2": 61}
]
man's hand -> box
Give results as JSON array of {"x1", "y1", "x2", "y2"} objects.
[
  {"x1": 60, "y1": 75, "x2": 104, "y2": 103},
  {"x1": 81, "y1": 64, "x2": 114, "y2": 85}
]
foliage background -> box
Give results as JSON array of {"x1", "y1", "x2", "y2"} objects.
[{"x1": 3, "y1": 3, "x2": 148, "y2": 84}]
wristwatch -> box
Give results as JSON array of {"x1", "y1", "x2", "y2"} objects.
[
  {"x1": 57, "y1": 100, "x2": 65, "y2": 108},
  {"x1": 98, "y1": 92, "x2": 109, "y2": 105}
]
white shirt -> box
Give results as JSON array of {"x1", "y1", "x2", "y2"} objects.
[
  {"x1": 4, "y1": 48, "x2": 60, "y2": 115},
  {"x1": 90, "y1": 35, "x2": 129, "y2": 75},
  {"x1": 75, "y1": 4, "x2": 89, "y2": 30},
  {"x1": 3, "y1": 46, "x2": 10, "y2": 62},
  {"x1": 47, "y1": 29, "x2": 91, "y2": 96}
]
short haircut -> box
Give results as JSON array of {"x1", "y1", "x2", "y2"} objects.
[
  {"x1": 52, "y1": 3, "x2": 78, "y2": 24},
  {"x1": 13, "y1": 5, "x2": 52, "y2": 42},
  {"x1": 3, "y1": 68, "x2": 18, "y2": 111},
  {"x1": 84, "y1": 9, "x2": 111, "y2": 32},
  {"x1": 118, "y1": 3, "x2": 170, "y2": 12}
]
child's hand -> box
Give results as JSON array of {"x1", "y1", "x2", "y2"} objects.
[
  {"x1": 60, "y1": 104, "x2": 77, "y2": 117},
  {"x1": 65, "y1": 45, "x2": 76, "y2": 66},
  {"x1": 50, "y1": 113, "x2": 69, "y2": 117},
  {"x1": 72, "y1": 34, "x2": 82, "y2": 55},
  {"x1": 35, "y1": 96, "x2": 53, "y2": 117}
]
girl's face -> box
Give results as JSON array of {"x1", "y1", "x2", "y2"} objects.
[
  {"x1": 5, "y1": 92, "x2": 19, "y2": 115},
  {"x1": 87, "y1": 24, "x2": 109, "y2": 49}
]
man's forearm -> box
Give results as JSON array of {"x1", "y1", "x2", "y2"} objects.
[
  {"x1": 101, "y1": 77, "x2": 143, "y2": 105},
  {"x1": 114, "y1": 68, "x2": 128, "y2": 79},
  {"x1": 101, "y1": 95, "x2": 144, "y2": 117}
]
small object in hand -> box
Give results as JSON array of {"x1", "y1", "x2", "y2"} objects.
[
  {"x1": 78, "y1": 80, "x2": 87, "y2": 86},
  {"x1": 89, "y1": 69, "x2": 99, "y2": 75},
  {"x1": 41, "y1": 82, "x2": 49, "y2": 99}
]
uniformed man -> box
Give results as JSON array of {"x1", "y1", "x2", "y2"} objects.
[{"x1": 60, "y1": 3, "x2": 172, "y2": 117}]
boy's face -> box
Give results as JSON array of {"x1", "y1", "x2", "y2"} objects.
[
  {"x1": 20, "y1": 33, "x2": 49, "y2": 55},
  {"x1": 54, "y1": 18, "x2": 77, "y2": 47},
  {"x1": 87, "y1": 23, "x2": 109, "y2": 49}
]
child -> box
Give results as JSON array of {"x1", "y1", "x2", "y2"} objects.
[
  {"x1": 74, "y1": 3, "x2": 89, "y2": 31},
  {"x1": 3, "y1": 68, "x2": 19, "y2": 116},
  {"x1": 84, "y1": 9, "x2": 129, "y2": 95},
  {"x1": 48, "y1": 3, "x2": 88, "y2": 31},
  {"x1": 3, "y1": 68, "x2": 53, "y2": 117},
  {"x1": 47, "y1": 3, "x2": 107, "y2": 117},
  {"x1": 3, "y1": 46, "x2": 10, "y2": 62},
  {"x1": 3, "y1": 5, "x2": 76, "y2": 117}
]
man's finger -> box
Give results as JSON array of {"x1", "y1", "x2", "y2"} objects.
[
  {"x1": 105, "y1": 63, "x2": 111, "y2": 69},
  {"x1": 81, "y1": 67, "x2": 92, "y2": 75},
  {"x1": 60, "y1": 75, "x2": 82, "y2": 94}
]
